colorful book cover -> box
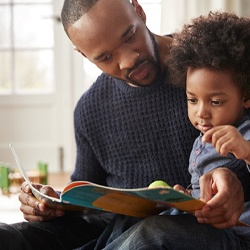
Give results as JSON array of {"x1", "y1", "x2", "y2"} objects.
[{"x1": 9, "y1": 143, "x2": 204, "y2": 217}]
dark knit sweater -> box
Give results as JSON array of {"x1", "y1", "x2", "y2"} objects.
[
  {"x1": 72, "y1": 73, "x2": 250, "y2": 198},
  {"x1": 72, "y1": 73, "x2": 195, "y2": 188}
]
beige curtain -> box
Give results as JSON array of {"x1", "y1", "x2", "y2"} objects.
[{"x1": 161, "y1": 0, "x2": 250, "y2": 34}]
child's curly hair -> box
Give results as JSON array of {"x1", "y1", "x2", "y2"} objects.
[{"x1": 167, "y1": 11, "x2": 250, "y2": 95}]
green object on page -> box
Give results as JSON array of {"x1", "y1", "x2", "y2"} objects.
[{"x1": 148, "y1": 180, "x2": 170, "y2": 188}]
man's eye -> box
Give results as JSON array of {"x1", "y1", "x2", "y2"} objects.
[
  {"x1": 211, "y1": 100, "x2": 224, "y2": 106},
  {"x1": 125, "y1": 31, "x2": 136, "y2": 43},
  {"x1": 100, "y1": 54, "x2": 112, "y2": 62},
  {"x1": 187, "y1": 98, "x2": 197, "y2": 104}
]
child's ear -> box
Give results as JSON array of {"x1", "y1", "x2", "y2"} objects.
[{"x1": 243, "y1": 97, "x2": 250, "y2": 109}]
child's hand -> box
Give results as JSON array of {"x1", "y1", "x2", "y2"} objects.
[
  {"x1": 202, "y1": 125, "x2": 250, "y2": 164},
  {"x1": 173, "y1": 184, "x2": 192, "y2": 196}
]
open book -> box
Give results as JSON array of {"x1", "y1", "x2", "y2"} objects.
[{"x1": 9, "y1": 143, "x2": 247, "y2": 226}]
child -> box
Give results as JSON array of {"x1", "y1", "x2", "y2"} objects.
[
  {"x1": 167, "y1": 11, "x2": 250, "y2": 241},
  {"x1": 168, "y1": 11, "x2": 250, "y2": 198}
]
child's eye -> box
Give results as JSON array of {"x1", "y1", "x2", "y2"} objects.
[
  {"x1": 187, "y1": 98, "x2": 197, "y2": 104},
  {"x1": 211, "y1": 100, "x2": 224, "y2": 106}
]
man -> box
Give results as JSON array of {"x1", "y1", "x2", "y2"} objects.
[{"x1": 0, "y1": 0, "x2": 249, "y2": 249}]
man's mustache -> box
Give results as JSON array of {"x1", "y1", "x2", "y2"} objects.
[{"x1": 126, "y1": 58, "x2": 147, "y2": 76}]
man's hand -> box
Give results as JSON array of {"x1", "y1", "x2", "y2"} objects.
[
  {"x1": 195, "y1": 168, "x2": 244, "y2": 228},
  {"x1": 18, "y1": 181, "x2": 65, "y2": 222}
]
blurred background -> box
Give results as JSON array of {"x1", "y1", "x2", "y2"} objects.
[{"x1": 0, "y1": 0, "x2": 249, "y2": 197}]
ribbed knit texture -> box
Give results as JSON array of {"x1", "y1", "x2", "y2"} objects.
[{"x1": 72, "y1": 73, "x2": 199, "y2": 189}]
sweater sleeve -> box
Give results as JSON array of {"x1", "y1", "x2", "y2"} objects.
[
  {"x1": 70, "y1": 96, "x2": 107, "y2": 185},
  {"x1": 233, "y1": 118, "x2": 250, "y2": 202},
  {"x1": 229, "y1": 164, "x2": 250, "y2": 202}
]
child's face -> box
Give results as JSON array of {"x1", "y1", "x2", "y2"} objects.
[{"x1": 186, "y1": 68, "x2": 248, "y2": 133}]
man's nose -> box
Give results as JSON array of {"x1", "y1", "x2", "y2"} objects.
[{"x1": 118, "y1": 50, "x2": 139, "y2": 71}]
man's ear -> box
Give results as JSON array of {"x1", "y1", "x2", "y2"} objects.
[
  {"x1": 74, "y1": 47, "x2": 86, "y2": 57},
  {"x1": 131, "y1": 0, "x2": 146, "y2": 23}
]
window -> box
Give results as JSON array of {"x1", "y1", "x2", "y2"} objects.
[{"x1": 0, "y1": 0, "x2": 54, "y2": 95}]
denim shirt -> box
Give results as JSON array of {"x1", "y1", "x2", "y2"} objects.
[
  {"x1": 188, "y1": 117, "x2": 250, "y2": 238},
  {"x1": 189, "y1": 117, "x2": 250, "y2": 199}
]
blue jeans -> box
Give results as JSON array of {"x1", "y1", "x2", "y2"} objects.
[
  {"x1": 1, "y1": 211, "x2": 248, "y2": 249},
  {"x1": 0, "y1": 213, "x2": 106, "y2": 250},
  {"x1": 91, "y1": 212, "x2": 248, "y2": 250}
]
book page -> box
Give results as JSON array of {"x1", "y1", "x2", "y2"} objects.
[{"x1": 9, "y1": 143, "x2": 62, "y2": 206}]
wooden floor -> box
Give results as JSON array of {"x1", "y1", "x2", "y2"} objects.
[{"x1": 0, "y1": 172, "x2": 71, "y2": 224}]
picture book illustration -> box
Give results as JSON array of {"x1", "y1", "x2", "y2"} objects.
[{"x1": 10, "y1": 143, "x2": 247, "y2": 226}]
